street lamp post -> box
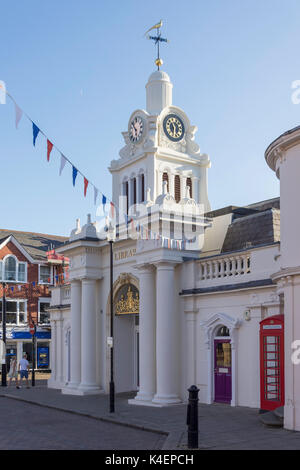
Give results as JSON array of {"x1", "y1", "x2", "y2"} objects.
[
  {"x1": 109, "y1": 238, "x2": 114, "y2": 413},
  {"x1": 1, "y1": 282, "x2": 7, "y2": 387},
  {"x1": 107, "y1": 222, "x2": 116, "y2": 413},
  {"x1": 31, "y1": 321, "x2": 36, "y2": 387}
]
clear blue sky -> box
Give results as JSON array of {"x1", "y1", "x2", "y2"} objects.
[{"x1": 0, "y1": 0, "x2": 299, "y2": 236}]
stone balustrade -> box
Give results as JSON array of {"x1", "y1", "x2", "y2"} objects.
[{"x1": 198, "y1": 253, "x2": 251, "y2": 283}]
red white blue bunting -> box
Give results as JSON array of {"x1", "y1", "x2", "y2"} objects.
[{"x1": 2, "y1": 89, "x2": 192, "y2": 251}]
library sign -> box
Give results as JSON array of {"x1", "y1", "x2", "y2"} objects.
[{"x1": 114, "y1": 248, "x2": 136, "y2": 263}]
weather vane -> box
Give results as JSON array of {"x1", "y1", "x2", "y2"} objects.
[{"x1": 144, "y1": 20, "x2": 169, "y2": 70}]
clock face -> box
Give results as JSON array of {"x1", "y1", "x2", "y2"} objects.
[
  {"x1": 129, "y1": 116, "x2": 144, "y2": 143},
  {"x1": 163, "y1": 114, "x2": 185, "y2": 142}
]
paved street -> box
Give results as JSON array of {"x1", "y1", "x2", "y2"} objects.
[
  {"x1": 0, "y1": 396, "x2": 165, "y2": 450},
  {"x1": 1, "y1": 380, "x2": 300, "y2": 450}
]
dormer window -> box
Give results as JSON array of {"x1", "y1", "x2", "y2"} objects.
[{"x1": 0, "y1": 256, "x2": 27, "y2": 283}]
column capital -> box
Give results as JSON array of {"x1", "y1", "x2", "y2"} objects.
[
  {"x1": 153, "y1": 260, "x2": 178, "y2": 270},
  {"x1": 134, "y1": 263, "x2": 155, "y2": 273},
  {"x1": 81, "y1": 277, "x2": 97, "y2": 285}
]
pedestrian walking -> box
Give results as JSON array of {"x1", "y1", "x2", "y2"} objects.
[
  {"x1": 19, "y1": 354, "x2": 30, "y2": 388},
  {"x1": 7, "y1": 356, "x2": 20, "y2": 388}
]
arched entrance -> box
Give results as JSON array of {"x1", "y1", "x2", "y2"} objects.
[
  {"x1": 214, "y1": 325, "x2": 232, "y2": 404},
  {"x1": 201, "y1": 313, "x2": 240, "y2": 406},
  {"x1": 106, "y1": 274, "x2": 139, "y2": 393}
]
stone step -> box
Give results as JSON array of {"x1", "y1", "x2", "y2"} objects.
[
  {"x1": 259, "y1": 410, "x2": 283, "y2": 428},
  {"x1": 274, "y1": 406, "x2": 284, "y2": 421}
]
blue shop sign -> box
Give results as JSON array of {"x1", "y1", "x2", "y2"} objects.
[{"x1": 0, "y1": 331, "x2": 51, "y2": 340}]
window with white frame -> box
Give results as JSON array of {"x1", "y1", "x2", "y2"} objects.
[
  {"x1": 18, "y1": 263, "x2": 26, "y2": 282},
  {"x1": 0, "y1": 299, "x2": 27, "y2": 325},
  {"x1": 39, "y1": 300, "x2": 50, "y2": 324},
  {"x1": 39, "y1": 265, "x2": 52, "y2": 284},
  {"x1": 0, "y1": 256, "x2": 27, "y2": 283}
]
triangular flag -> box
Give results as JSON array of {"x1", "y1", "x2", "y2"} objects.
[
  {"x1": 15, "y1": 103, "x2": 23, "y2": 129},
  {"x1": 47, "y1": 140, "x2": 53, "y2": 162},
  {"x1": 102, "y1": 194, "x2": 107, "y2": 211},
  {"x1": 72, "y1": 166, "x2": 78, "y2": 186},
  {"x1": 94, "y1": 186, "x2": 99, "y2": 205},
  {"x1": 59, "y1": 154, "x2": 67, "y2": 176},
  {"x1": 0, "y1": 80, "x2": 6, "y2": 104},
  {"x1": 84, "y1": 178, "x2": 89, "y2": 197},
  {"x1": 110, "y1": 202, "x2": 115, "y2": 218},
  {"x1": 32, "y1": 123, "x2": 40, "y2": 146}
]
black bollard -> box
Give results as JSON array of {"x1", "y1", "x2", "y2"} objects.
[{"x1": 187, "y1": 385, "x2": 199, "y2": 449}]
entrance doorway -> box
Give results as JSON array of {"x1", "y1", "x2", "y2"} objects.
[
  {"x1": 214, "y1": 335, "x2": 232, "y2": 404},
  {"x1": 113, "y1": 282, "x2": 140, "y2": 393}
]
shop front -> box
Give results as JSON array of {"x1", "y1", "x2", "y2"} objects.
[{"x1": 3, "y1": 329, "x2": 51, "y2": 372}]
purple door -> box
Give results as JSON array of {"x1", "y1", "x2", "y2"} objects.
[{"x1": 214, "y1": 340, "x2": 232, "y2": 404}]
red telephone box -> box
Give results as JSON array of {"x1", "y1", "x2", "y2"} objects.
[{"x1": 260, "y1": 314, "x2": 284, "y2": 411}]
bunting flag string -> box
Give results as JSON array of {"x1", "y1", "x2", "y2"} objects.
[
  {"x1": 2, "y1": 88, "x2": 193, "y2": 251},
  {"x1": 15, "y1": 103, "x2": 23, "y2": 129},
  {"x1": 94, "y1": 187, "x2": 99, "y2": 206},
  {"x1": 110, "y1": 202, "x2": 115, "y2": 219},
  {"x1": 32, "y1": 123, "x2": 40, "y2": 146},
  {"x1": 72, "y1": 166, "x2": 78, "y2": 187},
  {"x1": 102, "y1": 194, "x2": 107, "y2": 212},
  {"x1": 84, "y1": 178, "x2": 89, "y2": 197},
  {"x1": 47, "y1": 139, "x2": 53, "y2": 162},
  {"x1": 59, "y1": 154, "x2": 67, "y2": 176}
]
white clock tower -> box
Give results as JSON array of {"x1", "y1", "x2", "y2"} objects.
[{"x1": 109, "y1": 69, "x2": 211, "y2": 214}]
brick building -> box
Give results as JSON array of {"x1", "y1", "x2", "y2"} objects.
[{"x1": 0, "y1": 229, "x2": 68, "y2": 368}]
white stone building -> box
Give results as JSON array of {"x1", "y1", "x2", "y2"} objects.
[{"x1": 48, "y1": 67, "x2": 300, "y2": 431}]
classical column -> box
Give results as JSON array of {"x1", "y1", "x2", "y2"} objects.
[
  {"x1": 78, "y1": 278, "x2": 99, "y2": 392},
  {"x1": 56, "y1": 315, "x2": 63, "y2": 386},
  {"x1": 170, "y1": 174, "x2": 175, "y2": 199},
  {"x1": 66, "y1": 280, "x2": 81, "y2": 390},
  {"x1": 181, "y1": 176, "x2": 186, "y2": 200},
  {"x1": 136, "y1": 175, "x2": 141, "y2": 204},
  {"x1": 48, "y1": 318, "x2": 57, "y2": 388},
  {"x1": 283, "y1": 275, "x2": 298, "y2": 430},
  {"x1": 128, "y1": 178, "x2": 133, "y2": 210},
  {"x1": 153, "y1": 262, "x2": 181, "y2": 404},
  {"x1": 134, "y1": 265, "x2": 156, "y2": 402},
  {"x1": 192, "y1": 176, "x2": 199, "y2": 203},
  {"x1": 157, "y1": 171, "x2": 163, "y2": 196}
]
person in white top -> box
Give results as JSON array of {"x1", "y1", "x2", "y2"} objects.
[
  {"x1": 8, "y1": 356, "x2": 20, "y2": 388},
  {"x1": 19, "y1": 353, "x2": 30, "y2": 388}
]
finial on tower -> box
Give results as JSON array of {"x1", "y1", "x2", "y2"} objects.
[{"x1": 145, "y1": 20, "x2": 169, "y2": 70}]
